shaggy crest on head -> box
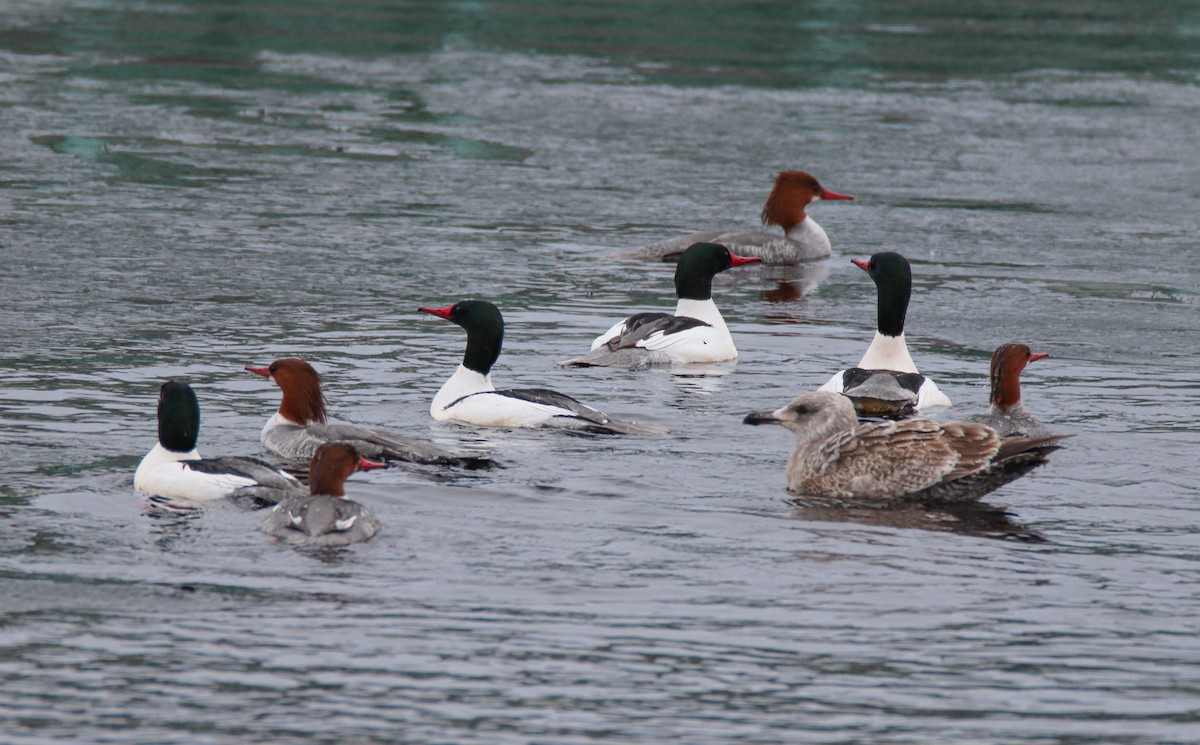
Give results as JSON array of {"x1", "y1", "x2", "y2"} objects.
[
  {"x1": 761, "y1": 170, "x2": 853, "y2": 236},
  {"x1": 969, "y1": 343, "x2": 1052, "y2": 438},
  {"x1": 245, "y1": 358, "x2": 327, "y2": 425},
  {"x1": 990, "y1": 343, "x2": 1048, "y2": 411},
  {"x1": 631, "y1": 169, "x2": 853, "y2": 264}
]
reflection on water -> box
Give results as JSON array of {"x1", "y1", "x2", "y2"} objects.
[
  {"x1": 790, "y1": 501, "x2": 1044, "y2": 542},
  {"x1": 144, "y1": 496, "x2": 206, "y2": 551}
]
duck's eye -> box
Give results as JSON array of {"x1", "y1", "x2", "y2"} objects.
[{"x1": 268, "y1": 363, "x2": 278, "y2": 374}]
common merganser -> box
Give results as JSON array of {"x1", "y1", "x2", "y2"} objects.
[
  {"x1": 969, "y1": 344, "x2": 1051, "y2": 437},
  {"x1": 258, "y1": 442, "x2": 385, "y2": 545},
  {"x1": 420, "y1": 300, "x2": 668, "y2": 435},
  {"x1": 818, "y1": 252, "x2": 951, "y2": 414},
  {"x1": 635, "y1": 171, "x2": 853, "y2": 265},
  {"x1": 743, "y1": 391, "x2": 1068, "y2": 505},
  {"x1": 135, "y1": 380, "x2": 300, "y2": 503},
  {"x1": 245, "y1": 359, "x2": 492, "y2": 468},
  {"x1": 560, "y1": 242, "x2": 761, "y2": 369}
]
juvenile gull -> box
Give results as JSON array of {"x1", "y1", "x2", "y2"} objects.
[{"x1": 744, "y1": 391, "x2": 1067, "y2": 506}]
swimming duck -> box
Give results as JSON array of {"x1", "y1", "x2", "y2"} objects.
[
  {"x1": 636, "y1": 171, "x2": 854, "y2": 264},
  {"x1": 258, "y1": 442, "x2": 384, "y2": 545},
  {"x1": 246, "y1": 359, "x2": 492, "y2": 468},
  {"x1": 969, "y1": 343, "x2": 1051, "y2": 437},
  {"x1": 421, "y1": 300, "x2": 667, "y2": 434},
  {"x1": 818, "y1": 252, "x2": 951, "y2": 415},
  {"x1": 135, "y1": 380, "x2": 300, "y2": 503},
  {"x1": 560, "y1": 242, "x2": 760, "y2": 369}
]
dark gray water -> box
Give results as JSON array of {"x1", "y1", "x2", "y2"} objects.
[{"x1": 3, "y1": 2, "x2": 1200, "y2": 742}]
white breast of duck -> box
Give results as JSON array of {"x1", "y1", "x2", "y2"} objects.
[
  {"x1": 136, "y1": 381, "x2": 298, "y2": 502},
  {"x1": 818, "y1": 253, "x2": 950, "y2": 411},
  {"x1": 136, "y1": 443, "x2": 249, "y2": 502},
  {"x1": 260, "y1": 411, "x2": 328, "y2": 461},
  {"x1": 587, "y1": 242, "x2": 759, "y2": 364},
  {"x1": 431, "y1": 363, "x2": 554, "y2": 427}
]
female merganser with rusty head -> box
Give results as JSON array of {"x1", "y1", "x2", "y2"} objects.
[
  {"x1": 259, "y1": 442, "x2": 385, "y2": 546},
  {"x1": 245, "y1": 359, "x2": 492, "y2": 468},
  {"x1": 135, "y1": 381, "x2": 300, "y2": 503},
  {"x1": 560, "y1": 242, "x2": 761, "y2": 369},
  {"x1": 969, "y1": 344, "x2": 1051, "y2": 437},
  {"x1": 818, "y1": 252, "x2": 951, "y2": 415},
  {"x1": 743, "y1": 391, "x2": 1069, "y2": 506},
  {"x1": 636, "y1": 171, "x2": 853, "y2": 265},
  {"x1": 421, "y1": 300, "x2": 667, "y2": 434}
]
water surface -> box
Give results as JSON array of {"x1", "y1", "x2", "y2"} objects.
[{"x1": 2, "y1": 2, "x2": 1200, "y2": 743}]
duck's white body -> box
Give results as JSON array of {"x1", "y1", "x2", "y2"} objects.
[
  {"x1": 819, "y1": 332, "x2": 951, "y2": 411},
  {"x1": 135, "y1": 443, "x2": 299, "y2": 502},
  {"x1": 259, "y1": 412, "x2": 326, "y2": 461},
  {"x1": 431, "y1": 365, "x2": 597, "y2": 428},
  {"x1": 424, "y1": 300, "x2": 667, "y2": 435},
  {"x1": 563, "y1": 242, "x2": 759, "y2": 370},
  {"x1": 586, "y1": 298, "x2": 738, "y2": 364}
]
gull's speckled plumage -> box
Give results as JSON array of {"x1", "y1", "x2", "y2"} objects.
[{"x1": 745, "y1": 391, "x2": 1067, "y2": 505}]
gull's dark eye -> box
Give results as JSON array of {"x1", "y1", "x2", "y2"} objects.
[{"x1": 793, "y1": 405, "x2": 809, "y2": 415}]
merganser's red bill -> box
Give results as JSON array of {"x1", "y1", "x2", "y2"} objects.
[
  {"x1": 419, "y1": 305, "x2": 455, "y2": 320},
  {"x1": 358, "y1": 456, "x2": 388, "y2": 471},
  {"x1": 729, "y1": 253, "x2": 763, "y2": 268},
  {"x1": 820, "y1": 189, "x2": 854, "y2": 201},
  {"x1": 1029, "y1": 352, "x2": 1049, "y2": 362},
  {"x1": 851, "y1": 258, "x2": 870, "y2": 271},
  {"x1": 245, "y1": 365, "x2": 270, "y2": 377}
]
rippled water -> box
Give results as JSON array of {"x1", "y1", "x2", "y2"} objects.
[{"x1": 3, "y1": 2, "x2": 1200, "y2": 742}]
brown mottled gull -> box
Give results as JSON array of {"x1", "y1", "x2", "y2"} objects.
[{"x1": 744, "y1": 391, "x2": 1068, "y2": 505}]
